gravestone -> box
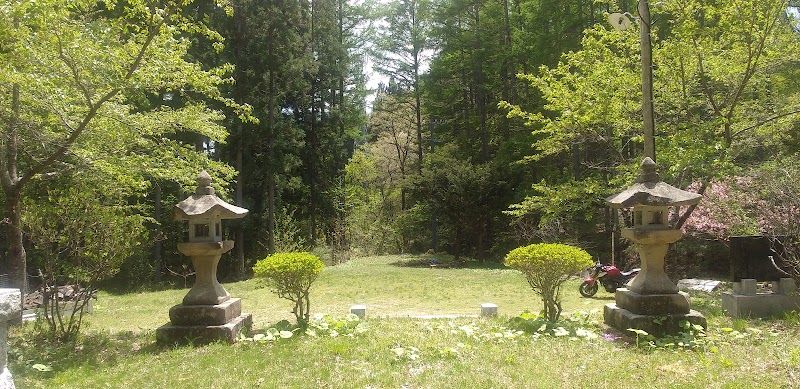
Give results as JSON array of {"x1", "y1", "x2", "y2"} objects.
[
  {"x1": 722, "y1": 236, "x2": 800, "y2": 318},
  {"x1": 729, "y1": 236, "x2": 787, "y2": 281}
]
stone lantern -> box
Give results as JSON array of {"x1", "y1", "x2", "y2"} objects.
[
  {"x1": 604, "y1": 158, "x2": 706, "y2": 335},
  {"x1": 157, "y1": 171, "x2": 252, "y2": 345}
]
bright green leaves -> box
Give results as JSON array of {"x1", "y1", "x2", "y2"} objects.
[
  {"x1": 509, "y1": 25, "x2": 642, "y2": 162},
  {"x1": 504, "y1": 243, "x2": 593, "y2": 322},
  {"x1": 253, "y1": 252, "x2": 325, "y2": 325}
]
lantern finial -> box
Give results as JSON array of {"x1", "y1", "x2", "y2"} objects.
[
  {"x1": 196, "y1": 170, "x2": 214, "y2": 195},
  {"x1": 637, "y1": 157, "x2": 660, "y2": 183}
]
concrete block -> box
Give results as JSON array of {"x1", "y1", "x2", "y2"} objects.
[
  {"x1": 733, "y1": 279, "x2": 757, "y2": 296},
  {"x1": 0, "y1": 289, "x2": 20, "y2": 389},
  {"x1": 721, "y1": 292, "x2": 800, "y2": 318},
  {"x1": 480, "y1": 303, "x2": 498, "y2": 317},
  {"x1": 677, "y1": 279, "x2": 721, "y2": 292},
  {"x1": 776, "y1": 278, "x2": 797, "y2": 295},
  {"x1": 350, "y1": 305, "x2": 366, "y2": 319}
]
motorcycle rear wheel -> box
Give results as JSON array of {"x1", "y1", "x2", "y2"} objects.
[{"x1": 579, "y1": 281, "x2": 599, "y2": 297}]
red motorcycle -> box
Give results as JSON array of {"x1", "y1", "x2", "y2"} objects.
[{"x1": 579, "y1": 262, "x2": 640, "y2": 297}]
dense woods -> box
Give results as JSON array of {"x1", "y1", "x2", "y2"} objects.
[{"x1": 1, "y1": 0, "x2": 799, "y2": 292}]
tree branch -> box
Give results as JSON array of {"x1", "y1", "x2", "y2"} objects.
[
  {"x1": 732, "y1": 109, "x2": 800, "y2": 139},
  {"x1": 16, "y1": 5, "x2": 172, "y2": 190},
  {"x1": 675, "y1": 181, "x2": 707, "y2": 229}
]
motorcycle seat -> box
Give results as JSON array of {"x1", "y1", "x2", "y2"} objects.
[{"x1": 621, "y1": 268, "x2": 640, "y2": 277}]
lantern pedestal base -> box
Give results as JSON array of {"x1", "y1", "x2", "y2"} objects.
[
  {"x1": 613, "y1": 288, "x2": 691, "y2": 315},
  {"x1": 157, "y1": 298, "x2": 251, "y2": 345},
  {"x1": 604, "y1": 288, "x2": 706, "y2": 336},
  {"x1": 178, "y1": 241, "x2": 234, "y2": 306}
]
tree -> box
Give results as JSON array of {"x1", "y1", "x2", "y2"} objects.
[
  {"x1": 656, "y1": 0, "x2": 800, "y2": 180},
  {"x1": 24, "y1": 179, "x2": 146, "y2": 341},
  {"x1": 369, "y1": 93, "x2": 419, "y2": 210},
  {"x1": 504, "y1": 243, "x2": 593, "y2": 322},
  {"x1": 253, "y1": 252, "x2": 325, "y2": 326},
  {"x1": 504, "y1": 0, "x2": 800, "y2": 249},
  {"x1": 373, "y1": 0, "x2": 433, "y2": 173},
  {"x1": 411, "y1": 144, "x2": 506, "y2": 259},
  {"x1": 0, "y1": 0, "x2": 246, "y2": 292},
  {"x1": 223, "y1": 0, "x2": 368, "y2": 265}
]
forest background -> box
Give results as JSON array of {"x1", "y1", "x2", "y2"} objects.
[{"x1": 1, "y1": 0, "x2": 800, "y2": 293}]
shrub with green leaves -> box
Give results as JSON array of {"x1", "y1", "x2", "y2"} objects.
[
  {"x1": 253, "y1": 252, "x2": 325, "y2": 325},
  {"x1": 504, "y1": 243, "x2": 593, "y2": 322}
]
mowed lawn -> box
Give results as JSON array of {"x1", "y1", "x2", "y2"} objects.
[
  {"x1": 89, "y1": 255, "x2": 571, "y2": 332},
  {"x1": 10, "y1": 255, "x2": 800, "y2": 388}
]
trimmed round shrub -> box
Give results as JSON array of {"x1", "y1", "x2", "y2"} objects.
[
  {"x1": 504, "y1": 243, "x2": 593, "y2": 322},
  {"x1": 253, "y1": 252, "x2": 325, "y2": 325}
]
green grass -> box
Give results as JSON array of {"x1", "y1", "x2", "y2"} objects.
[{"x1": 10, "y1": 255, "x2": 800, "y2": 388}]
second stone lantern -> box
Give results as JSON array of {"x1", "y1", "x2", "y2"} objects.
[
  {"x1": 156, "y1": 171, "x2": 251, "y2": 345},
  {"x1": 604, "y1": 158, "x2": 706, "y2": 336}
]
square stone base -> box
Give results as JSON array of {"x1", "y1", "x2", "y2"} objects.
[
  {"x1": 614, "y1": 288, "x2": 690, "y2": 315},
  {"x1": 169, "y1": 298, "x2": 242, "y2": 326},
  {"x1": 156, "y1": 313, "x2": 252, "y2": 346},
  {"x1": 721, "y1": 292, "x2": 800, "y2": 318},
  {"x1": 604, "y1": 303, "x2": 706, "y2": 337}
]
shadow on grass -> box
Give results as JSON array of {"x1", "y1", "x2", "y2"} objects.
[
  {"x1": 98, "y1": 278, "x2": 195, "y2": 295},
  {"x1": 582, "y1": 295, "x2": 615, "y2": 301},
  {"x1": 8, "y1": 327, "x2": 174, "y2": 382},
  {"x1": 390, "y1": 256, "x2": 506, "y2": 270}
]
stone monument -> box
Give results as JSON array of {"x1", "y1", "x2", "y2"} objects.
[
  {"x1": 604, "y1": 158, "x2": 707, "y2": 336},
  {"x1": 0, "y1": 289, "x2": 21, "y2": 388},
  {"x1": 156, "y1": 171, "x2": 252, "y2": 345}
]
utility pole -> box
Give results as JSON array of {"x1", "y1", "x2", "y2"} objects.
[
  {"x1": 639, "y1": 0, "x2": 656, "y2": 162},
  {"x1": 609, "y1": 1, "x2": 656, "y2": 161}
]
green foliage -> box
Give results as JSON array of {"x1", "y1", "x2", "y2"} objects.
[
  {"x1": 23, "y1": 179, "x2": 146, "y2": 341},
  {"x1": 239, "y1": 313, "x2": 366, "y2": 344},
  {"x1": 272, "y1": 207, "x2": 308, "y2": 254},
  {"x1": 507, "y1": 310, "x2": 600, "y2": 340},
  {"x1": 504, "y1": 243, "x2": 593, "y2": 322},
  {"x1": 627, "y1": 321, "x2": 777, "y2": 352},
  {"x1": 503, "y1": 0, "x2": 800, "y2": 260},
  {"x1": 411, "y1": 146, "x2": 509, "y2": 259},
  {"x1": 252, "y1": 252, "x2": 325, "y2": 325},
  {"x1": 305, "y1": 313, "x2": 368, "y2": 339},
  {"x1": 0, "y1": 0, "x2": 250, "y2": 292}
]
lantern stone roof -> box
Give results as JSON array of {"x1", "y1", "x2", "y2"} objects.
[
  {"x1": 174, "y1": 171, "x2": 248, "y2": 220},
  {"x1": 605, "y1": 158, "x2": 702, "y2": 208}
]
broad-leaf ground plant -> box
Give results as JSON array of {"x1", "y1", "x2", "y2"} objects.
[
  {"x1": 253, "y1": 252, "x2": 325, "y2": 326},
  {"x1": 504, "y1": 243, "x2": 593, "y2": 322}
]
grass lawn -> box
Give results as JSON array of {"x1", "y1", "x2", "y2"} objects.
[{"x1": 10, "y1": 254, "x2": 800, "y2": 388}]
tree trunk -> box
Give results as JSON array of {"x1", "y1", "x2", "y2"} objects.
[
  {"x1": 236, "y1": 129, "x2": 245, "y2": 278},
  {"x1": 2, "y1": 80, "x2": 26, "y2": 295},
  {"x1": 500, "y1": 0, "x2": 513, "y2": 140},
  {"x1": 234, "y1": 0, "x2": 246, "y2": 278},
  {"x1": 266, "y1": 67, "x2": 277, "y2": 253},
  {"x1": 154, "y1": 183, "x2": 162, "y2": 283},
  {"x1": 3, "y1": 192, "x2": 26, "y2": 295}
]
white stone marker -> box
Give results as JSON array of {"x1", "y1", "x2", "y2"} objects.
[
  {"x1": 480, "y1": 303, "x2": 498, "y2": 317},
  {"x1": 0, "y1": 289, "x2": 21, "y2": 389},
  {"x1": 350, "y1": 305, "x2": 367, "y2": 319}
]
